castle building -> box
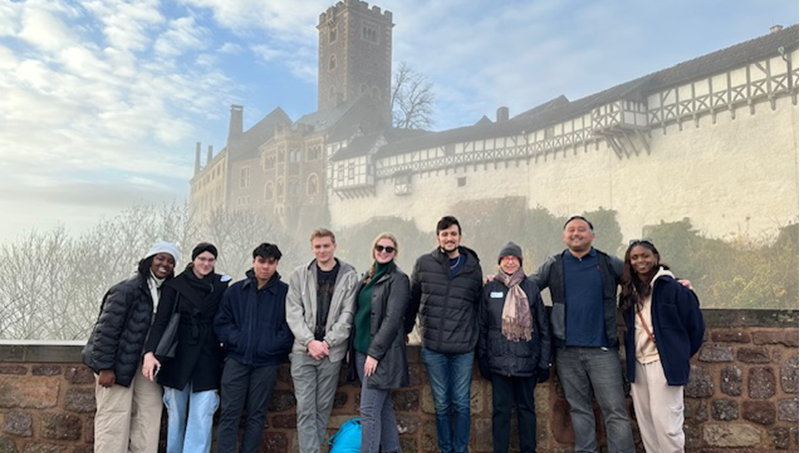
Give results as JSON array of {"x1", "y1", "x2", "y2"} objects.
[{"x1": 190, "y1": 2, "x2": 798, "y2": 243}]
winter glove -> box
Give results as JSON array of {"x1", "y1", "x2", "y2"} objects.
[{"x1": 536, "y1": 367, "x2": 550, "y2": 383}]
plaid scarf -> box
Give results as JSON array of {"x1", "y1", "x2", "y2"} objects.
[{"x1": 495, "y1": 268, "x2": 532, "y2": 341}]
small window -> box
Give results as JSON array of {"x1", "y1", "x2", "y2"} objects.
[
  {"x1": 307, "y1": 146, "x2": 320, "y2": 161},
  {"x1": 544, "y1": 126, "x2": 555, "y2": 140},
  {"x1": 277, "y1": 179, "x2": 284, "y2": 196},
  {"x1": 362, "y1": 26, "x2": 377, "y2": 42},
  {"x1": 307, "y1": 174, "x2": 319, "y2": 195},
  {"x1": 337, "y1": 165, "x2": 344, "y2": 182},
  {"x1": 457, "y1": 177, "x2": 467, "y2": 187},
  {"x1": 239, "y1": 167, "x2": 250, "y2": 189},
  {"x1": 265, "y1": 155, "x2": 275, "y2": 170},
  {"x1": 264, "y1": 182, "x2": 274, "y2": 201},
  {"x1": 288, "y1": 179, "x2": 299, "y2": 197},
  {"x1": 329, "y1": 26, "x2": 337, "y2": 43},
  {"x1": 347, "y1": 162, "x2": 355, "y2": 179},
  {"x1": 329, "y1": 55, "x2": 336, "y2": 71}
]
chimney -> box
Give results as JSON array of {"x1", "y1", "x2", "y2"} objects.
[
  {"x1": 194, "y1": 142, "x2": 201, "y2": 175},
  {"x1": 207, "y1": 145, "x2": 213, "y2": 166},
  {"x1": 770, "y1": 24, "x2": 784, "y2": 34},
  {"x1": 227, "y1": 105, "x2": 244, "y2": 145},
  {"x1": 496, "y1": 106, "x2": 509, "y2": 122}
]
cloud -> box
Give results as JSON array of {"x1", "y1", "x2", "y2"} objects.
[
  {"x1": 154, "y1": 16, "x2": 209, "y2": 57},
  {"x1": 218, "y1": 42, "x2": 242, "y2": 54}
]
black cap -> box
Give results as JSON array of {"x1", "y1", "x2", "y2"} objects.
[{"x1": 497, "y1": 241, "x2": 523, "y2": 265}]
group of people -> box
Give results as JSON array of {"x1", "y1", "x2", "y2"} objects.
[{"x1": 82, "y1": 214, "x2": 705, "y2": 453}]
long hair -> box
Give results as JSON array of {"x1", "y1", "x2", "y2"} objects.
[
  {"x1": 364, "y1": 232, "x2": 398, "y2": 284},
  {"x1": 619, "y1": 241, "x2": 668, "y2": 312}
]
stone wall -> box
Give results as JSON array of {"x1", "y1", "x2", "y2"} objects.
[{"x1": 0, "y1": 309, "x2": 796, "y2": 453}]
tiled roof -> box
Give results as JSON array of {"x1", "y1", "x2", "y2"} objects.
[
  {"x1": 330, "y1": 128, "x2": 430, "y2": 162},
  {"x1": 227, "y1": 107, "x2": 292, "y2": 163}
]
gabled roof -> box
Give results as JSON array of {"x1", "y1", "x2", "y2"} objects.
[
  {"x1": 330, "y1": 128, "x2": 430, "y2": 162},
  {"x1": 325, "y1": 95, "x2": 389, "y2": 143},
  {"x1": 376, "y1": 25, "x2": 798, "y2": 159},
  {"x1": 474, "y1": 115, "x2": 493, "y2": 126},
  {"x1": 227, "y1": 107, "x2": 292, "y2": 163}
]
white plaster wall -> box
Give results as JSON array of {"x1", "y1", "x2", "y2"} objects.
[{"x1": 329, "y1": 95, "x2": 798, "y2": 243}]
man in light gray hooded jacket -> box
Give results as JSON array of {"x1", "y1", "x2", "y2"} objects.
[{"x1": 286, "y1": 228, "x2": 359, "y2": 453}]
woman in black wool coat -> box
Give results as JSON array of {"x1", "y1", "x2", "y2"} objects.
[{"x1": 143, "y1": 242, "x2": 230, "y2": 453}]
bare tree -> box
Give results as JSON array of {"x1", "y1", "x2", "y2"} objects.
[{"x1": 390, "y1": 61, "x2": 435, "y2": 130}]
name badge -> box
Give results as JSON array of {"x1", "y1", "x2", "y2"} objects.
[{"x1": 490, "y1": 291, "x2": 504, "y2": 298}]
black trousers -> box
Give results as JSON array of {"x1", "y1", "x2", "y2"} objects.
[
  {"x1": 491, "y1": 374, "x2": 537, "y2": 453},
  {"x1": 216, "y1": 358, "x2": 279, "y2": 453}
]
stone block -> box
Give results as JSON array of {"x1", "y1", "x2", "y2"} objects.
[
  {"x1": 421, "y1": 385, "x2": 435, "y2": 414},
  {"x1": 395, "y1": 414, "x2": 420, "y2": 434},
  {"x1": 685, "y1": 365, "x2": 714, "y2": 398},
  {"x1": 720, "y1": 365, "x2": 743, "y2": 396},
  {"x1": 64, "y1": 388, "x2": 95, "y2": 413},
  {"x1": 0, "y1": 377, "x2": 59, "y2": 409},
  {"x1": 753, "y1": 330, "x2": 799, "y2": 347},
  {"x1": 332, "y1": 391, "x2": 348, "y2": 409},
  {"x1": 778, "y1": 399, "x2": 798, "y2": 422},
  {"x1": 474, "y1": 418, "x2": 492, "y2": 452},
  {"x1": 0, "y1": 438, "x2": 17, "y2": 453},
  {"x1": 40, "y1": 413, "x2": 81, "y2": 441},
  {"x1": 270, "y1": 415, "x2": 296, "y2": 429},
  {"x1": 2, "y1": 412, "x2": 32, "y2": 437},
  {"x1": 260, "y1": 432, "x2": 287, "y2": 453},
  {"x1": 684, "y1": 422, "x2": 702, "y2": 451},
  {"x1": 748, "y1": 367, "x2": 776, "y2": 399},
  {"x1": 703, "y1": 423, "x2": 761, "y2": 447},
  {"x1": 742, "y1": 400, "x2": 776, "y2": 425},
  {"x1": 711, "y1": 399, "x2": 738, "y2": 420},
  {"x1": 684, "y1": 399, "x2": 708, "y2": 422},
  {"x1": 408, "y1": 366, "x2": 422, "y2": 386},
  {"x1": 268, "y1": 390, "x2": 296, "y2": 412},
  {"x1": 392, "y1": 389, "x2": 419, "y2": 412},
  {"x1": 699, "y1": 345, "x2": 734, "y2": 362},
  {"x1": 771, "y1": 426, "x2": 790, "y2": 450},
  {"x1": 470, "y1": 380, "x2": 484, "y2": 414},
  {"x1": 71, "y1": 447, "x2": 93, "y2": 453},
  {"x1": 711, "y1": 330, "x2": 751, "y2": 343},
  {"x1": 780, "y1": 355, "x2": 798, "y2": 393},
  {"x1": 21, "y1": 443, "x2": 62, "y2": 453},
  {"x1": 400, "y1": 437, "x2": 417, "y2": 453},
  {"x1": 738, "y1": 347, "x2": 770, "y2": 363},
  {"x1": 31, "y1": 366, "x2": 61, "y2": 376},
  {"x1": 0, "y1": 367, "x2": 27, "y2": 376},
  {"x1": 422, "y1": 419, "x2": 438, "y2": 452},
  {"x1": 64, "y1": 367, "x2": 94, "y2": 385}
]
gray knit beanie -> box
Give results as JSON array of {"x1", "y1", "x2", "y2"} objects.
[{"x1": 497, "y1": 241, "x2": 523, "y2": 265}]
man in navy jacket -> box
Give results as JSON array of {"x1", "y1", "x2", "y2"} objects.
[{"x1": 214, "y1": 243, "x2": 294, "y2": 453}]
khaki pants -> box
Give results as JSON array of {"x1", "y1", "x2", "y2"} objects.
[
  {"x1": 94, "y1": 363, "x2": 163, "y2": 453},
  {"x1": 631, "y1": 360, "x2": 685, "y2": 453}
]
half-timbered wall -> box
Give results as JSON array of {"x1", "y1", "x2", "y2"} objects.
[{"x1": 328, "y1": 49, "x2": 799, "y2": 241}]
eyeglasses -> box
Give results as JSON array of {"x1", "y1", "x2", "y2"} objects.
[
  {"x1": 628, "y1": 238, "x2": 653, "y2": 246},
  {"x1": 374, "y1": 245, "x2": 396, "y2": 253}
]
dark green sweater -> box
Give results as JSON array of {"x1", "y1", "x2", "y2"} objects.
[{"x1": 354, "y1": 261, "x2": 390, "y2": 354}]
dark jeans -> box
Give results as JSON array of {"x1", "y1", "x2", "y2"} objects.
[
  {"x1": 421, "y1": 348, "x2": 474, "y2": 453},
  {"x1": 556, "y1": 347, "x2": 634, "y2": 453},
  {"x1": 491, "y1": 374, "x2": 537, "y2": 453},
  {"x1": 216, "y1": 358, "x2": 279, "y2": 453}
]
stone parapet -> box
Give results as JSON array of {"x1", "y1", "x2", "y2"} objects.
[{"x1": 0, "y1": 309, "x2": 796, "y2": 452}]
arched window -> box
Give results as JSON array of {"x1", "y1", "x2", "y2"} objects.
[
  {"x1": 264, "y1": 182, "x2": 274, "y2": 201},
  {"x1": 277, "y1": 178, "x2": 284, "y2": 197},
  {"x1": 288, "y1": 179, "x2": 299, "y2": 197},
  {"x1": 329, "y1": 55, "x2": 336, "y2": 71},
  {"x1": 307, "y1": 174, "x2": 319, "y2": 195}
]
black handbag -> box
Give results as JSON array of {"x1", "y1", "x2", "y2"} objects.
[{"x1": 155, "y1": 295, "x2": 180, "y2": 361}]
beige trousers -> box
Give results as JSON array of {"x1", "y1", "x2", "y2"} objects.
[
  {"x1": 631, "y1": 360, "x2": 685, "y2": 453},
  {"x1": 94, "y1": 363, "x2": 163, "y2": 453}
]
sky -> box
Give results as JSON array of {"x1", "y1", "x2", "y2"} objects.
[{"x1": 0, "y1": 0, "x2": 797, "y2": 243}]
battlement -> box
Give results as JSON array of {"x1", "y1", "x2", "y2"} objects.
[{"x1": 319, "y1": 0, "x2": 392, "y2": 25}]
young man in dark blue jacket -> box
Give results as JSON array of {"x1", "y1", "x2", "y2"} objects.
[{"x1": 214, "y1": 243, "x2": 294, "y2": 453}]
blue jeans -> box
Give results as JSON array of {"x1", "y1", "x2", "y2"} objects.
[
  {"x1": 163, "y1": 383, "x2": 219, "y2": 453},
  {"x1": 422, "y1": 348, "x2": 473, "y2": 453},
  {"x1": 555, "y1": 347, "x2": 634, "y2": 453},
  {"x1": 356, "y1": 352, "x2": 400, "y2": 453}
]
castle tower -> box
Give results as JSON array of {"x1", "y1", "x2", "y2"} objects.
[{"x1": 317, "y1": 0, "x2": 393, "y2": 120}]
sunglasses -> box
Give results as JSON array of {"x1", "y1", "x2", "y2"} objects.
[
  {"x1": 374, "y1": 245, "x2": 396, "y2": 253},
  {"x1": 629, "y1": 238, "x2": 653, "y2": 246}
]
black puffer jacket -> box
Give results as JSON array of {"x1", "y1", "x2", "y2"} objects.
[
  {"x1": 477, "y1": 278, "x2": 552, "y2": 377},
  {"x1": 358, "y1": 262, "x2": 410, "y2": 390},
  {"x1": 83, "y1": 274, "x2": 155, "y2": 387},
  {"x1": 405, "y1": 246, "x2": 483, "y2": 354}
]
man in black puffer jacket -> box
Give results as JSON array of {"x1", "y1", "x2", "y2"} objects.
[
  {"x1": 405, "y1": 216, "x2": 483, "y2": 453},
  {"x1": 83, "y1": 241, "x2": 178, "y2": 453}
]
